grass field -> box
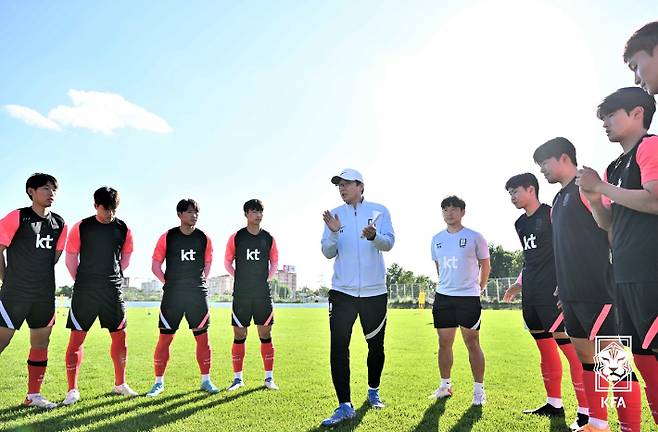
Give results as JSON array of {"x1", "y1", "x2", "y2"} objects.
[{"x1": 0, "y1": 307, "x2": 653, "y2": 431}]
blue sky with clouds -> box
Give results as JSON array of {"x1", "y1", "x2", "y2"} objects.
[{"x1": 1, "y1": 1, "x2": 655, "y2": 288}]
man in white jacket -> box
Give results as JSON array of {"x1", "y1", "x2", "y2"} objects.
[{"x1": 320, "y1": 168, "x2": 395, "y2": 427}]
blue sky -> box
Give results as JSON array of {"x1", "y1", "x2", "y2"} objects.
[{"x1": 0, "y1": 1, "x2": 655, "y2": 288}]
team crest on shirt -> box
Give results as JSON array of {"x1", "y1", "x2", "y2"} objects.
[
  {"x1": 435, "y1": 242, "x2": 442, "y2": 249},
  {"x1": 459, "y1": 238, "x2": 467, "y2": 248},
  {"x1": 30, "y1": 221, "x2": 42, "y2": 234}
]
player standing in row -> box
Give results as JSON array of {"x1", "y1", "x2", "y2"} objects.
[
  {"x1": 577, "y1": 87, "x2": 658, "y2": 426},
  {"x1": 320, "y1": 169, "x2": 395, "y2": 427},
  {"x1": 533, "y1": 138, "x2": 641, "y2": 432},
  {"x1": 224, "y1": 199, "x2": 279, "y2": 392},
  {"x1": 147, "y1": 199, "x2": 218, "y2": 397},
  {"x1": 428, "y1": 196, "x2": 490, "y2": 407},
  {"x1": 503, "y1": 173, "x2": 589, "y2": 430},
  {"x1": 63, "y1": 187, "x2": 138, "y2": 405},
  {"x1": 0, "y1": 174, "x2": 67, "y2": 409}
]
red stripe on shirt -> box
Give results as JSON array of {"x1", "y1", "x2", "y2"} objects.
[
  {"x1": 0, "y1": 210, "x2": 20, "y2": 247},
  {"x1": 56, "y1": 224, "x2": 68, "y2": 252},
  {"x1": 122, "y1": 228, "x2": 134, "y2": 254},
  {"x1": 637, "y1": 135, "x2": 658, "y2": 185},
  {"x1": 65, "y1": 221, "x2": 82, "y2": 253},
  {"x1": 152, "y1": 233, "x2": 167, "y2": 262}
]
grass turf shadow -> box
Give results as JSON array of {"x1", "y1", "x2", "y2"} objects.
[{"x1": 410, "y1": 398, "x2": 448, "y2": 432}]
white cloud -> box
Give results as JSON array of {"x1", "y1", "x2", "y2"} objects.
[
  {"x1": 4, "y1": 104, "x2": 62, "y2": 131},
  {"x1": 48, "y1": 90, "x2": 173, "y2": 135},
  {"x1": 5, "y1": 90, "x2": 172, "y2": 135}
]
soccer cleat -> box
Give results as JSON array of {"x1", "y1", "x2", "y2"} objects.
[
  {"x1": 472, "y1": 390, "x2": 486, "y2": 406},
  {"x1": 576, "y1": 425, "x2": 611, "y2": 432},
  {"x1": 570, "y1": 413, "x2": 589, "y2": 431},
  {"x1": 428, "y1": 386, "x2": 453, "y2": 399},
  {"x1": 263, "y1": 377, "x2": 279, "y2": 390},
  {"x1": 320, "y1": 404, "x2": 356, "y2": 427},
  {"x1": 200, "y1": 380, "x2": 220, "y2": 394},
  {"x1": 226, "y1": 378, "x2": 245, "y2": 392},
  {"x1": 146, "y1": 382, "x2": 165, "y2": 397},
  {"x1": 62, "y1": 389, "x2": 81, "y2": 405},
  {"x1": 523, "y1": 403, "x2": 565, "y2": 417},
  {"x1": 112, "y1": 383, "x2": 138, "y2": 397},
  {"x1": 23, "y1": 394, "x2": 57, "y2": 409},
  {"x1": 367, "y1": 388, "x2": 385, "y2": 408}
]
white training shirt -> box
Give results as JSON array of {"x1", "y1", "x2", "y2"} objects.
[{"x1": 430, "y1": 227, "x2": 489, "y2": 297}]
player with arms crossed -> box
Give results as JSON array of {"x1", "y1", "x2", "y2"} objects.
[{"x1": 0, "y1": 173, "x2": 67, "y2": 409}]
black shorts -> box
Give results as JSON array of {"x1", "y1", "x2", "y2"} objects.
[
  {"x1": 432, "y1": 293, "x2": 482, "y2": 330},
  {"x1": 616, "y1": 282, "x2": 658, "y2": 351},
  {"x1": 561, "y1": 301, "x2": 617, "y2": 340},
  {"x1": 67, "y1": 290, "x2": 126, "y2": 332},
  {"x1": 0, "y1": 299, "x2": 55, "y2": 330},
  {"x1": 231, "y1": 297, "x2": 274, "y2": 327},
  {"x1": 522, "y1": 303, "x2": 564, "y2": 333},
  {"x1": 159, "y1": 290, "x2": 210, "y2": 332}
]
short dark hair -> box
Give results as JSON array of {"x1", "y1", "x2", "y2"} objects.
[
  {"x1": 243, "y1": 199, "x2": 264, "y2": 213},
  {"x1": 441, "y1": 195, "x2": 465, "y2": 210},
  {"x1": 25, "y1": 173, "x2": 58, "y2": 200},
  {"x1": 624, "y1": 21, "x2": 658, "y2": 63},
  {"x1": 94, "y1": 186, "x2": 120, "y2": 210},
  {"x1": 176, "y1": 198, "x2": 199, "y2": 213},
  {"x1": 505, "y1": 173, "x2": 539, "y2": 197},
  {"x1": 597, "y1": 87, "x2": 656, "y2": 129},
  {"x1": 533, "y1": 137, "x2": 577, "y2": 166}
]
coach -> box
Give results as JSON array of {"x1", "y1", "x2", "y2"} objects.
[{"x1": 320, "y1": 168, "x2": 395, "y2": 427}]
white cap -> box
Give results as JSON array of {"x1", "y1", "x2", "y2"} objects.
[{"x1": 331, "y1": 168, "x2": 364, "y2": 185}]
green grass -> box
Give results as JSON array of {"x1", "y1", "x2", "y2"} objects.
[{"x1": 0, "y1": 308, "x2": 653, "y2": 431}]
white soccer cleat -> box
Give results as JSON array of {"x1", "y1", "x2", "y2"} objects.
[
  {"x1": 472, "y1": 390, "x2": 487, "y2": 406},
  {"x1": 428, "y1": 386, "x2": 453, "y2": 399},
  {"x1": 23, "y1": 394, "x2": 57, "y2": 409},
  {"x1": 62, "y1": 389, "x2": 81, "y2": 405},
  {"x1": 146, "y1": 382, "x2": 165, "y2": 397},
  {"x1": 263, "y1": 377, "x2": 279, "y2": 390},
  {"x1": 112, "y1": 383, "x2": 138, "y2": 397},
  {"x1": 227, "y1": 377, "x2": 245, "y2": 392}
]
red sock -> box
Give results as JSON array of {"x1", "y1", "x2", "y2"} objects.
[
  {"x1": 154, "y1": 333, "x2": 174, "y2": 377},
  {"x1": 232, "y1": 339, "x2": 245, "y2": 373},
  {"x1": 260, "y1": 338, "x2": 275, "y2": 372},
  {"x1": 582, "y1": 365, "x2": 609, "y2": 423},
  {"x1": 195, "y1": 332, "x2": 211, "y2": 375},
  {"x1": 557, "y1": 341, "x2": 589, "y2": 409},
  {"x1": 535, "y1": 336, "x2": 562, "y2": 399},
  {"x1": 615, "y1": 376, "x2": 641, "y2": 432},
  {"x1": 634, "y1": 353, "x2": 658, "y2": 424},
  {"x1": 110, "y1": 330, "x2": 127, "y2": 386},
  {"x1": 27, "y1": 347, "x2": 48, "y2": 394},
  {"x1": 65, "y1": 331, "x2": 87, "y2": 390}
]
